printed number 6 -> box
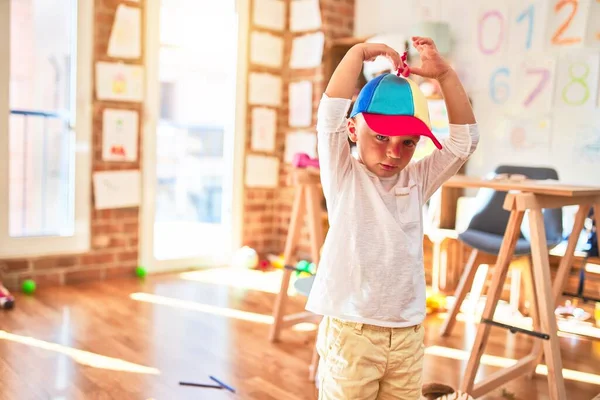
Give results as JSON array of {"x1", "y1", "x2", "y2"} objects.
[{"x1": 490, "y1": 67, "x2": 510, "y2": 104}]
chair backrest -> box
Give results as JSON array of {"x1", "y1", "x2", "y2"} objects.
[{"x1": 466, "y1": 165, "x2": 563, "y2": 245}]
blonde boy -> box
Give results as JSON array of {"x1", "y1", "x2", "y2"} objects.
[{"x1": 305, "y1": 37, "x2": 479, "y2": 399}]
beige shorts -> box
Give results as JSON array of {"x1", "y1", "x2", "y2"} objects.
[{"x1": 316, "y1": 316, "x2": 425, "y2": 400}]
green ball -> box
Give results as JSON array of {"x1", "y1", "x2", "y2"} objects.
[
  {"x1": 22, "y1": 279, "x2": 36, "y2": 295},
  {"x1": 135, "y1": 266, "x2": 147, "y2": 278}
]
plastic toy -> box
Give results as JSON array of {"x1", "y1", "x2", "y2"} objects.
[
  {"x1": 292, "y1": 153, "x2": 319, "y2": 169},
  {"x1": 284, "y1": 260, "x2": 317, "y2": 277},
  {"x1": 180, "y1": 375, "x2": 235, "y2": 393},
  {"x1": 266, "y1": 254, "x2": 285, "y2": 269},
  {"x1": 0, "y1": 283, "x2": 15, "y2": 310},
  {"x1": 256, "y1": 259, "x2": 270, "y2": 271},
  {"x1": 232, "y1": 246, "x2": 259, "y2": 269},
  {"x1": 22, "y1": 279, "x2": 36, "y2": 295},
  {"x1": 135, "y1": 266, "x2": 147, "y2": 278}
]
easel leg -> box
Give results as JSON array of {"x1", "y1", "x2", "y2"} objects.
[
  {"x1": 528, "y1": 208, "x2": 567, "y2": 400},
  {"x1": 269, "y1": 186, "x2": 306, "y2": 342},
  {"x1": 440, "y1": 249, "x2": 479, "y2": 336},
  {"x1": 305, "y1": 185, "x2": 324, "y2": 265},
  {"x1": 530, "y1": 205, "x2": 590, "y2": 370},
  {"x1": 460, "y1": 209, "x2": 524, "y2": 395},
  {"x1": 521, "y1": 255, "x2": 541, "y2": 379}
]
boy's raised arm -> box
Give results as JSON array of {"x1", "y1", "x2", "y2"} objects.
[
  {"x1": 325, "y1": 43, "x2": 403, "y2": 100},
  {"x1": 409, "y1": 37, "x2": 475, "y2": 125}
]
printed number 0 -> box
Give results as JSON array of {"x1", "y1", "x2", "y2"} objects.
[
  {"x1": 551, "y1": 0, "x2": 581, "y2": 45},
  {"x1": 562, "y1": 63, "x2": 590, "y2": 105},
  {"x1": 490, "y1": 67, "x2": 510, "y2": 104},
  {"x1": 478, "y1": 10, "x2": 505, "y2": 54}
]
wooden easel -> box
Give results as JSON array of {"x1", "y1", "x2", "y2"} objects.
[
  {"x1": 453, "y1": 180, "x2": 600, "y2": 400},
  {"x1": 269, "y1": 167, "x2": 325, "y2": 381}
]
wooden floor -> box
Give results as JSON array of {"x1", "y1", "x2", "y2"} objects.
[{"x1": 1, "y1": 268, "x2": 599, "y2": 400}]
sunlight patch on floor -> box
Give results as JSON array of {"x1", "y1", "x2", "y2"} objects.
[
  {"x1": 179, "y1": 268, "x2": 302, "y2": 296},
  {"x1": 425, "y1": 345, "x2": 600, "y2": 385},
  {"x1": 0, "y1": 330, "x2": 160, "y2": 375},
  {"x1": 131, "y1": 292, "x2": 275, "y2": 324},
  {"x1": 130, "y1": 292, "x2": 318, "y2": 333}
]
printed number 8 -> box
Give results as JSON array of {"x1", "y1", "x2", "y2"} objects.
[{"x1": 562, "y1": 63, "x2": 590, "y2": 105}]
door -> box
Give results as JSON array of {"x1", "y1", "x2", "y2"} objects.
[{"x1": 142, "y1": 0, "x2": 247, "y2": 272}]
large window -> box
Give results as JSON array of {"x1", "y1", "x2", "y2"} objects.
[{"x1": 0, "y1": 0, "x2": 93, "y2": 257}]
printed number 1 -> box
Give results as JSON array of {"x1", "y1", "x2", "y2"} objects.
[{"x1": 516, "y1": 4, "x2": 535, "y2": 50}]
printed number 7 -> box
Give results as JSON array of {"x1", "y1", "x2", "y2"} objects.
[{"x1": 523, "y1": 68, "x2": 550, "y2": 106}]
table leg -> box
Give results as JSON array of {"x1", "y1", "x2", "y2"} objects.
[
  {"x1": 528, "y1": 208, "x2": 567, "y2": 400},
  {"x1": 460, "y1": 209, "x2": 525, "y2": 395}
]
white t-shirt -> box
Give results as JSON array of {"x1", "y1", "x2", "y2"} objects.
[{"x1": 305, "y1": 94, "x2": 480, "y2": 328}]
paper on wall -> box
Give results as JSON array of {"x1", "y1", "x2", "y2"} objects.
[
  {"x1": 284, "y1": 132, "x2": 317, "y2": 163},
  {"x1": 93, "y1": 170, "x2": 141, "y2": 210},
  {"x1": 512, "y1": 55, "x2": 556, "y2": 115},
  {"x1": 586, "y1": 0, "x2": 600, "y2": 48},
  {"x1": 251, "y1": 107, "x2": 277, "y2": 152},
  {"x1": 289, "y1": 81, "x2": 313, "y2": 127},
  {"x1": 253, "y1": 0, "x2": 285, "y2": 31},
  {"x1": 507, "y1": 0, "x2": 549, "y2": 54},
  {"x1": 249, "y1": 72, "x2": 282, "y2": 106},
  {"x1": 245, "y1": 155, "x2": 279, "y2": 188},
  {"x1": 553, "y1": 53, "x2": 599, "y2": 109},
  {"x1": 546, "y1": 0, "x2": 590, "y2": 49},
  {"x1": 96, "y1": 62, "x2": 144, "y2": 102},
  {"x1": 102, "y1": 109, "x2": 138, "y2": 162},
  {"x1": 250, "y1": 31, "x2": 284, "y2": 68},
  {"x1": 290, "y1": 32, "x2": 324, "y2": 69},
  {"x1": 290, "y1": 0, "x2": 322, "y2": 32},
  {"x1": 504, "y1": 117, "x2": 552, "y2": 151},
  {"x1": 107, "y1": 4, "x2": 141, "y2": 59}
]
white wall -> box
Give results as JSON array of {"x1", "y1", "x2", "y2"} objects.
[{"x1": 354, "y1": 0, "x2": 600, "y2": 186}]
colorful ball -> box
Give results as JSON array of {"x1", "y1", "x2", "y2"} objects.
[
  {"x1": 22, "y1": 279, "x2": 36, "y2": 295},
  {"x1": 135, "y1": 266, "x2": 147, "y2": 278}
]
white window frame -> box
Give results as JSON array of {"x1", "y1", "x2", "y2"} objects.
[{"x1": 0, "y1": 0, "x2": 93, "y2": 258}]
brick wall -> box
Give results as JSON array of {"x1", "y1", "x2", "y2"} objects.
[
  {"x1": 242, "y1": 0, "x2": 356, "y2": 261},
  {"x1": 0, "y1": 0, "x2": 145, "y2": 289}
]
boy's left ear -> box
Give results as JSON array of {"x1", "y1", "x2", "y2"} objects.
[{"x1": 347, "y1": 118, "x2": 358, "y2": 142}]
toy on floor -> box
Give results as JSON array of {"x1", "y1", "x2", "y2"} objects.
[
  {"x1": 22, "y1": 279, "x2": 36, "y2": 295},
  {"x1": 0, "y1": 283, "x2": 15, "y2": 310},
  {"x1": 233, "y1": 246, "x2": 259, "y2": 269},
  {"x1": 422, "y1": 383, "x2": 474, "y2": 400},
  {"x1": 266, "y1": 254, "x2": 285, "y2": 269},
  {"x1": 425, "y1": 290, "x2": 447, "y2": 314},
  {"x1": 284, "y1": 260, "x2": 316, "y2": 277},
  {"x1": 180, "y1": 375, "x2": 236, "y2": 393},
  {"x1": 135, "y1": 266, "x2": 147, "y2": 279}
]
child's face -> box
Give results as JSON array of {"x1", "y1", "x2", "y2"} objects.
[{"x1": 348, "y1": 114, "x2": 419, "y2": 178}]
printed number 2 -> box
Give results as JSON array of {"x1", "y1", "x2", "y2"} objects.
[
  {"x1": 516, "y1": 4, "x2": 535, "y2": 50},
  {"x1": 551, "y1": 0, "x2": 581, "y2": 45}
]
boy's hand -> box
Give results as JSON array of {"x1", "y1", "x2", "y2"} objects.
[
  {"x1": 358, "y1": 43, "x2": 403, "y2": 71},
  {"x1": 409, "y1": 36, "x2": 452, "y2": 81}
]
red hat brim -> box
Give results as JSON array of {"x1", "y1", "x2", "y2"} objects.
[{"x1": 362, "y1": 113, "x2": 443, "y2": 150}]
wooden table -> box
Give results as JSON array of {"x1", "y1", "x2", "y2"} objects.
[{"x1": 441, "y1": 176, "x2": 600, "y2": 400}]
